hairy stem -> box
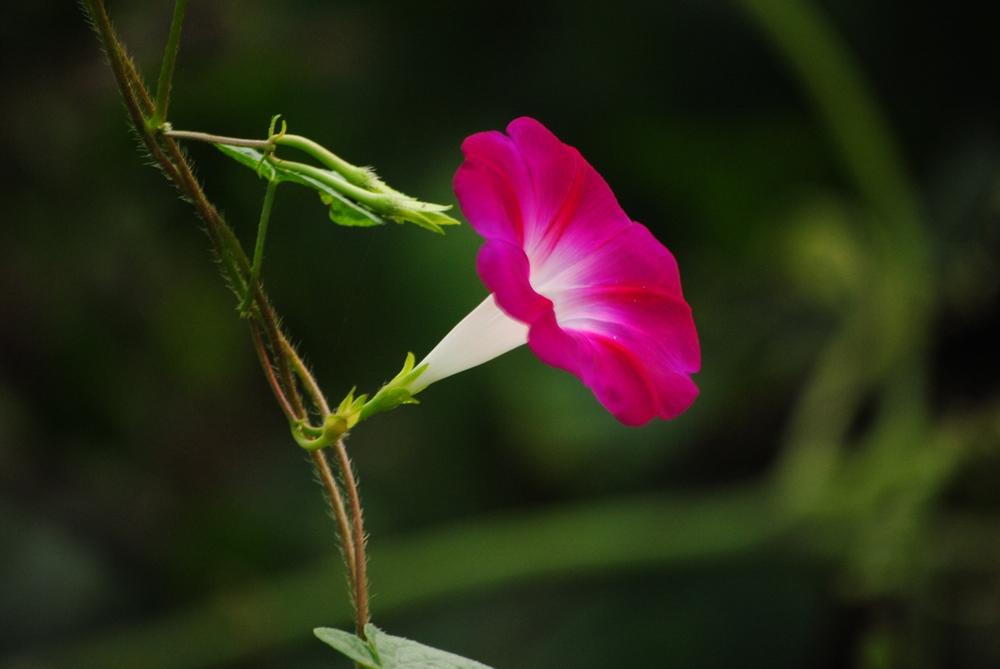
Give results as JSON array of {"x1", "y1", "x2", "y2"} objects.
[
  {"x1": 158, "y1": 134, "x2": 252, "y2": 302},
  {"x1": 120, "y1": 48, "x2": 155, "y2": 115},
  {"x1": 333, "y1": 440, "x2": 369, "y2": 635},
  {"x1": 248, "y1": 320, "x2": 296, "y2": 420},
  {"x1": 85, "y1": 0, "x2": 370, "y2": 639},
  {"x1": 311, "y1": 449, "x2": 357, "y2": 590},
  {"x1": 282, "y1": 334, "x2": 331, "y2": 416}
]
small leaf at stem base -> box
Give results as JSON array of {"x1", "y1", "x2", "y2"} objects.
[
  {"x1": 314, "y1": 627, "x2": 380, "y2": 667},
  {"x1": 314, "y1": 625, "x2": 494, "y2": 669}
]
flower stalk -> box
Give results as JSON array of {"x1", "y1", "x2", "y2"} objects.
[{"x1": 240, "y1": 178, "x2": 279, "y2": 314}]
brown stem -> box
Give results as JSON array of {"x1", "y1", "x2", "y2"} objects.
[
  {"x1": 333, "y1": 439, "x2": 369, "y2": 635},
  {"x1": 158, "y1": 132, "x2": 306, "y2": 420},
  {"x1": 279, "y1": 333, "x2": 367, "y2": 631},
  {"x1": 97, "y1": 11, "x2": 299, "y2": 422},
  {"x1": 85, "y1": 0, "x2": 369, "y2": 639},
  {"x1": 248, "y1": 321, "x2": 296, "y2": 420},
  {"x1": 159, "y1": 134, "x2": 308, "y2": 424},
  {"x1": 311, "y1": 449, "x2": 357, "y2": 586},
  {"x1": 158, "y1": 136, "x2": 248, "y2": 284},
  {"x1": 115, "y1": 50, "x2": 183, "y2": 188},
  {"x1": 87, "y1": 0, "x2": 179, "y2": 185},
  {"x1": 282, "y1": 334, "x2": 331, "y2": 416},
  {"x1": 250, "y1": 297, "x2": 307, "y2": 419},
  {"x1": 87, "y1": 1, "x2": 144, "y2": 127},
  {"x1": 86, "y1": 1, "x2": 249, "y2": 311},
  {"x1": 121, "y1": 46, "x2": 154, "y2": 115},
  {"x1": 164, "y1": 129, "x2": 275, "y2": 149},
  {"x1": 91, "y1": 0, "x2": 307, "y2": 427}
]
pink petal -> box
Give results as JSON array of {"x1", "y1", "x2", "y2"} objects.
[
  {"x1": 554, "y1": 286, "x2": 700, "y2": 374},
  {"x1": 453, "y1": 131, "x2": 530, "y2": 247},
  {"x1": 538, "y1": 222, "x2": 683, "y2": 298},
  {"x1": 453, "y1": 117, "x2": 701, "y2": 425},
  {"x1": 457, "y1": 118, "x2": 632, "y2": 282},
  {"x1": 506, "y1": 118, "x2": 632, "y2": 282},
  {"x1": 527, "y1": 310, "x2": 660, "y2": 426},
  {"x1": 475, "y1": 239, "x2": 552, "y2": 324},
  {"x1": 550, "y1": 285, "x2": 700, "y2": 420}
]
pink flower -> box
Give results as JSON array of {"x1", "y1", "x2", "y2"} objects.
[{"x1": 407, "y1": 118, "x2": 700, "y2": 426}]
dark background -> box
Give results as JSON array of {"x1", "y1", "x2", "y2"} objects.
[{"x1": 2, "y1": 0, "x2": 1000, "y2": 667}]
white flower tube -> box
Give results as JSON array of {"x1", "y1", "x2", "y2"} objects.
[{"x1": 406, "y1": 293, "x2": 528, "y2": 393}]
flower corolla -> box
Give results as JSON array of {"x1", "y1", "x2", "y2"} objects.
[{"x1": 407, "y1": 117, "x2": 700, "y2": 426}]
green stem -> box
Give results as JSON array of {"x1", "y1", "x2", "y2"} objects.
[
  {"x1": 240, "y1": 179, "x2": 279, "y2": 314},
  {"x1": 150, "y1": 0, "x2": 188, "y2": 129}
]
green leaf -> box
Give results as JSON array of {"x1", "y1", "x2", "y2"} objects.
[
  {"x1": 314, "y1": 627, "x2": 380, "y2": 668},
  {"x1": 315, "y1": 626, "x2": 493, "y2": 669},
  {"x1": 320, "y1": 193, "x2": 384, "y2": 227},
  {"x1": 214, "y1": 143, "x2": 279, "y2": 179},
  {"x1": 214, "y1": 144, "x2": 385, "y2": 228},
  {"x1": 366, "y1": 625, "x2": 494, "y2": 669}
]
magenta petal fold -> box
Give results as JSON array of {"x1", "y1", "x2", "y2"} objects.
[{"x1": 417, "y1": 117, "x2": 700, "y2": 426}]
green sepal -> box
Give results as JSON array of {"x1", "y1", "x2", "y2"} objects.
[
  {"x1": 334, "y1": 387, "x2": 368, "y2": 430},
  {"x1": 358, "y1": 353, "x2": 427, "y2": 421},
  {"x1": 360, "y1": 387, "x2": 420, "y2": 421}
]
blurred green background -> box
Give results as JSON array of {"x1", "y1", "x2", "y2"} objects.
[{"x1": 2, "y1": 0, "x2": 1000, "y2": 667}]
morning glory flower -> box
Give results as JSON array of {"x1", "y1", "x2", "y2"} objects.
[{"x1": 406, "y1": 117, "x2": 700, "y2": 426}]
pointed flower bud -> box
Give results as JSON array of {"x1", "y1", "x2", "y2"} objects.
[{"x1": 213, "y1": 125, "x2": 461, "y2": 233}]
